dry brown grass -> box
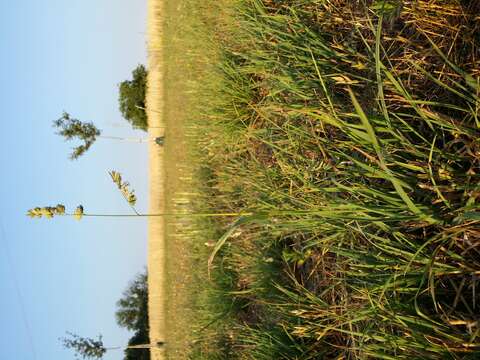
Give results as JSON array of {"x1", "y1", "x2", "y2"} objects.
[{"x1": 146, "y1": 0, "x2": 166, "y2": 359}]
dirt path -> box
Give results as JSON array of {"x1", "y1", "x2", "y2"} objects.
[{"x1": 146, "y1": 0, "x2": 165, "y2": 359}]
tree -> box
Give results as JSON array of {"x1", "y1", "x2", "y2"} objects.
[
  {"x1": 61, "y1": 331, "x2": 161, "y2": 360},
  {"x1": 115, "y1": 271, "x2": 148, "y2": 331},
  {"x1": 53, "y1": 112, "x2": 101, "y2": 160},
  {"x1": 124, "y1": 330, "x2": 150, "y2": 360},
  {"x1": 53, "y1": 113, "x2": 163, "y2": 160},
  {"x1": 60, "y1": 332, "x2": 106, "y2": 359},
  {"x1": 118, "y1": 64, "x2": 148, "y2": 131},
  {"x1": 116, "y1": 271, "x2": 150, "y2": 360}
]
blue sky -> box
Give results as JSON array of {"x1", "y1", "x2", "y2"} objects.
[{"x1": 0, "y1": 0, "x2": 150, "y2": 358}]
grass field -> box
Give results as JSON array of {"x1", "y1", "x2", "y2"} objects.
[
  {"x1": 160, "y1": 1, "x2": 227, "y2": 358},
  {"x1": 153, "y1": 0, "x2": 480, "y2": 359}
]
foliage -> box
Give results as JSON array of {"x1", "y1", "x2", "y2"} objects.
[
  {"x1": 160, "y1": 0, "x2": 480, "y2": 358},
  {"x1": 118, "y1": 64, "x2": 148, "y2": 131},
  {"x1": 115, "y1": 271, "x2": 148, "y2": 331},
  {"x1": 116, "y1": 271, "x2": 150, "y2": 360},
  {"x1": 60, "y1": 332, "x2": 106, "y2": 359},
  {"x1": 124, "y1": 333, "x2": 150, "y2": 360},
  {"x1": 53, "y1": 112, "x2": 101, "y2": 160}
]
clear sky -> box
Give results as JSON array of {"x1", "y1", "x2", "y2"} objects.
[{"x1": 0, "y1": 0, "x2": 149, "y2": 359}]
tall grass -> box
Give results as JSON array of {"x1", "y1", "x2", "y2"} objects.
[
  {"x1": 159, "y1": 0, "x2": 236, "y2": 359},
  {"x1": 162, "y1": 0, "x2": 480, "y2": 359}
]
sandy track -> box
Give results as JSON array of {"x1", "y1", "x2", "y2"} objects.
[{"x1": 146, "y1": 0, "x2": 165, "y2": 359}]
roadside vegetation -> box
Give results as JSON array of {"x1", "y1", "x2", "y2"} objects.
[{"x1": 162, "y1": 0, "x2": 480, "y2": 359}]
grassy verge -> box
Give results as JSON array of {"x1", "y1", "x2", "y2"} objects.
[
  {"x1": 161, "y1": 0, "x2": 232, "y2": 358},
  {"x1": 163, "y1": 0, "x2": 480, "y2": 359}
]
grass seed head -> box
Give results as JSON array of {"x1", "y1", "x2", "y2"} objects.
[
  {"x1": 109, "y1": 170, "x2": 137, "y2": 207},
  {"x1": 27, "y1": 204, "x2": 67, "y2": 219},
  {"x1": 73, "y1": 205, "x2": 84, "y2": 220}
]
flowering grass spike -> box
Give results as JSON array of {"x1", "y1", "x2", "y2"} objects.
[
  {"x1": 27, "y1": 204, "x2": 83, "y2": 220},
  {"x1": 27, "y1": 204, "x2": 67, "y2": 219},
  {"x1": 109, "y1": 170, "x2": 137, "y2": 207},
  {"x1": 74, "y1": 205, "x2": 84, "y2": 220}
]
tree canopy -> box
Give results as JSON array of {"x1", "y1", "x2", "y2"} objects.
[
  {"x1": 115, "y1": 271, "x2": 148, "y2": 331},
  {"x1": 118, "y1": 64, "x2": 148, "y2": 131},
  {"x1": 116, "y1": 270, "x2": 150, "y2": 360},
  {"x1": 53, "y1": 112, "x2": 101, "y2": 160},
  {"x1": 60, "y1": 332, "x2": 106, "y2": 359}
]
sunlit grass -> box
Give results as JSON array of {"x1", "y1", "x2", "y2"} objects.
[{"x1": 159, "y1": 0, "x2": 480, "y2": 359}]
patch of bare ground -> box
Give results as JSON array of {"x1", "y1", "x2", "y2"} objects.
[{"x1": 146, "y1": 0, "x2": 166, "y2": 359}]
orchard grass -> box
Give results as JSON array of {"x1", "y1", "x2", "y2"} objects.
[{"x1": 162, "y1": 0, "x2": 480, "y2": 359}]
